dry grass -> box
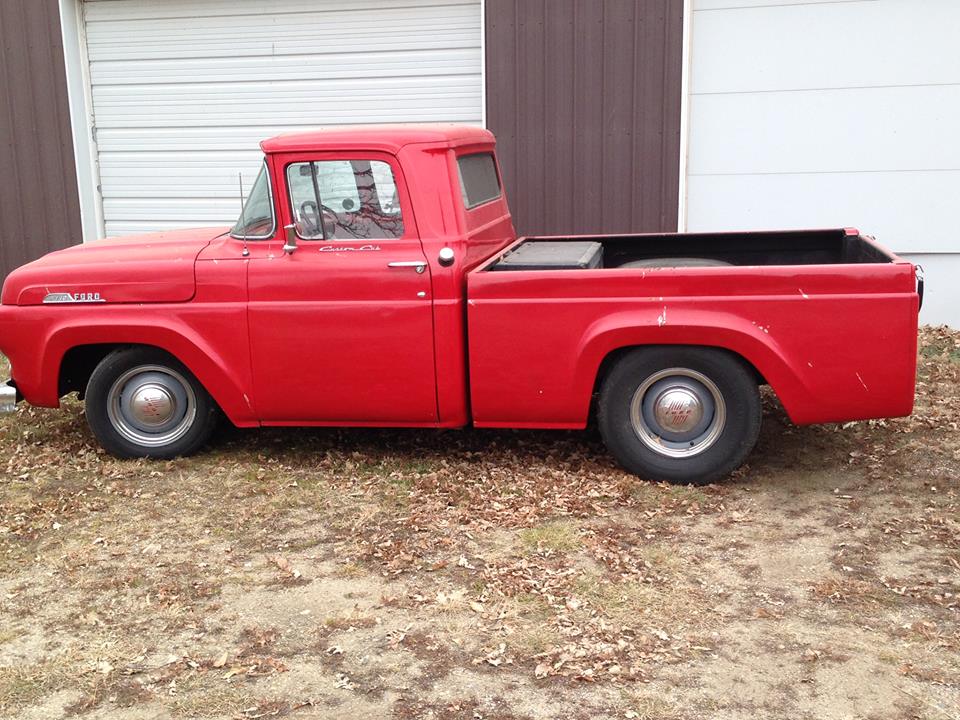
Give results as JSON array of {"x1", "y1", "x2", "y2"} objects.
[
  {"x1": 168, "y1": 676, "x2": 261, "y2": 718},
  {"x1": 811, "y1": 574, "x2": 903, "y2": 607},
  {"x1": 519, "y1": 520, "x2": 583, "y2": 553},
  {"x1": 620, "y1": 690, "x2": 687, "y2": 720},
  {"x1": 0, "y1": 662, "x2": 70, "y2": 715},
  {"x1": 0, "y1": 327, "x2": 958, "y2": 719}
]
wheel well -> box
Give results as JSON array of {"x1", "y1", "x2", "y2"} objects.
[
  {"x1": 59, "y1": 344, "x2": 122, "y2": 398},
  {"x1": 60, "y1": 343, "x2": 230, "y2": 421},
  {"x1": 591, "y1": 344, "x2": 767, "y2": 400},
  {"x1": 57, "y1": 344, "x2": 189, "y2": 399}
]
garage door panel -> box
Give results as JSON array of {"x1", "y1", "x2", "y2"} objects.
[
  {"x1": 83, "y1": 0, "x2": 482, "y2": 237},
  {"x1": 84, "y1": 0, "x2": 479, "y2": 22},
  {"x1": 92, "y1": 74, "x2": 478, "y2": 105},
  {"x1": 94, "y1": 101, "x2": 479, "y2": 128},
  {"x1": 93, "y1": 127, "x2": 332, "y2": 152},
  {"x1": 89, "y1": 48, "x2": 481, "y2": 85},
  {"x1": 687, "y1": 170, "x2": 959, "y2": 254},
  {"x1": 86, "y1": 42, "x2": 477, "y2": 64},
  {"x1": 98, "y1": 153, "x2": 266, "y2": 175},
  {"x1": 99, "y1": 164, "x2": 268, "y2": 201},
  {"x1": 688, "y1": 85, "x2": 960, "y2": 176},
  {"x1": 103, "y1": 197, "x2": 248, "y2": 221},
  {"x1": 104, "y1": 220, "x2": 231, "y2": 236},
  {"x1": 693, "y1": 2, "x2": 960, "y2": 94},
  {"x1": 86, "y1": 33, "x2": 477, "y2": 63},
  {"x1": 84, "y1": 6, "x2": 477, "y2": 61}
]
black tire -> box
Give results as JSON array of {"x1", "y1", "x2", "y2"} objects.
[
  {"x1": 597, "y1": 347, "x2": 761, "y2": 485},
  {"x1": 85, "y1": 347, "x2": 218, "y2": 459}
]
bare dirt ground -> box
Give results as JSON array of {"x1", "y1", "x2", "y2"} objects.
[{"x1": 0, "y1": 327, "x2": 958, "y2": 720}]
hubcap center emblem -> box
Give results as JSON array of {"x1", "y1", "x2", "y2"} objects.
[{"x1": 653, "y1": 387, "x2": 703, "y2": 434}]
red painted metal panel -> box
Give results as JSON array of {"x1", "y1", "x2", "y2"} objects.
[{"x1": 467, "y1": 252, "x2": 919, "y2": 428}]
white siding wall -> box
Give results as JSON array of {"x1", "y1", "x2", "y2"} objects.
[
  {"x1": 685, "y1": 0, "x2": 960, "y2": 326},
  {"x1": 80, "y1": 0, "x2": 482, "y2": 237}
]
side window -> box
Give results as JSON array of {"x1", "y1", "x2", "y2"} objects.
[
  {"x1": 457, "y1": 153, "x2": 501, "y2": 209},
  {"x1": 286, "y1": 159, "x2": 404, "y2": 240}
]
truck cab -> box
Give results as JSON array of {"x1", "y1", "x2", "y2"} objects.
[
  {"x1": 220, "y1": 125, "x2": 514, "y2": 428},
  {"x1": 0, "y1": 125, "x2": 921, "y2": 485}
]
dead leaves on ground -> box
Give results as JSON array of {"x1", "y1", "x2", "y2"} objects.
[
  {"x1": 0, "y1": 328, "x2": 958, "y2": 713},
  {"x1": 268, "y1": 555, "x2": 305, "y2": 584}
]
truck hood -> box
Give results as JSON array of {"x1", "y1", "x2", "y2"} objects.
[{"x1": 1, "y1": 227, "x2": 229, "y2": 306}]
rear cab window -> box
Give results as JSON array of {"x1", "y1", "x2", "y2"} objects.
[{"x1": 457, "y1": 153, "x2": 501, "y2": 210}]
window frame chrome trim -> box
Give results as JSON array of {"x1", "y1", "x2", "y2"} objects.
[
  {"x1": 229, "y1": 160, "x2": 277, "y2": 241},
  {"x1": 283, "y1": 158, "x2": 407, "y2": 242}
]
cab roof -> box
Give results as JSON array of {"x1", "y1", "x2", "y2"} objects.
[{"x1": 260, "y1": 123, "x2": 495, "y2": 154}]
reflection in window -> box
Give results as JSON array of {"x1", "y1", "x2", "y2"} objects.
[{"x1": 286, "y1": 160, "x2": 404, "y2": 240}]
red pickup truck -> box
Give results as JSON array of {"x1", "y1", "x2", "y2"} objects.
[{"x1": 0, "y1": 125, "x2": 921, "y2": 484}]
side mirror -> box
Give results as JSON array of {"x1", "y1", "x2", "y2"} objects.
[{"x1": 283, "y1": 224, "x2": 298, "y2": 255}]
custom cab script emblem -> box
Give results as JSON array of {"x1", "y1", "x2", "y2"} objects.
[
  {"x1": 318, "y1": 244, "x2": 381, "y2": 252},
  {"x1": 43, "y1": 292, "x2": 105, "y2": 304}
]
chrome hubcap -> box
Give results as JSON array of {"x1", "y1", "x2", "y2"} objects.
[
  {"x1": 630, "y1": 368, "x2": 726, "y2": 458},
  {"x1": 653, "y1": 387, "x2": 704, "y2": 433},
  {"x1": 130, "y1": 384, "x2": 176, "y2": 426},
  {"x1": 106, "y1": 365, "x2": 196, "y2": 447}
]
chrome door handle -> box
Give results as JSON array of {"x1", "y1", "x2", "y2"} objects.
[{"x1": 387, "y1": 261, "x2": 427, "y2": 274}]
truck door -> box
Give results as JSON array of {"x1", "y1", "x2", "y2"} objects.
[{"x1": 246, "y1": 152, "x2": 437, "y2": 424}]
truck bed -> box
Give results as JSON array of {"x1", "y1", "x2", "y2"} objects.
[
  {"x1": 489, "y1": 228, "x2": 895, "y2": 270},
  {"x1": 466, "y1": 228, "x2": 919, "y2": 430}
]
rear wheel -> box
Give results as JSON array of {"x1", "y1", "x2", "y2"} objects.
[
  {"x1": 597, "y1": 347, "x2": 761, "y2": 484},
  {"x1": 85, "y1": 348, "x2": 217, "y2": 459}
]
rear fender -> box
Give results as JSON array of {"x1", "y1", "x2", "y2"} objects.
[{"x1": 574, "y1": 309, "x2": 811, "y2": 422}]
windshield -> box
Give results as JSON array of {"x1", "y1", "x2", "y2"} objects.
[{"x1": 231, "y1": 162, "x2": 275, "y2": 238}]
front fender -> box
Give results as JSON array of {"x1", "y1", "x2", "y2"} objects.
[{"x1": 14, "y1": 310, "x2": 257, "y2": 426}]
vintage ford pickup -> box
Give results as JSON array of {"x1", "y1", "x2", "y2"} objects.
[{"x1": 0, "y1": 125, "x2": 921, "y2": 484}]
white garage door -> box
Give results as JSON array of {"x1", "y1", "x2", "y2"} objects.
[
  {"x1": 685, "y1": 0, "x2": 960, "y2": 326},
  {"x1": 82, "y1": 0, "x2": 483, "y2": 236}
]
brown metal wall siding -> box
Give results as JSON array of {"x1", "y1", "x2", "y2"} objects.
[
  {"x1": 0, "y1": 0, "x2": 82, "y2": 282},
  {"x1": 485, "y1": 0, "x2": 683, "y2": 236}
]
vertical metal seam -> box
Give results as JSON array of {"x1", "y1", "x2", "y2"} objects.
[
  {"x1": 677, "y1": 0, "x2": 692, "y2": 232},
  {"x1": 599, "y1": 1, "x2": 607, "y2": 232},
  {"x1": 480, "y1": 0, "x2": 487, "y2": 128},
  {"x1": 44, "y1": 0, "x2": 75, "y2": 243},
  {"x1": 541, "y1": 0, "x2": 547, "y2": 231},
  {"x1": 630, "y1": 0, "x2": 639, "y2": 229},
  {"x1": 659, "y1": 0, "x2": 669, "y2": 229},
  {"x1": 34, "y1": 0, "x2": 54, "y2": 247},
  {"x1": 513, "y1": 0, "x2": 521, "y2": 230},
  {"x1": 570, "y1": 0, "x2": 578, "y2": 233}
]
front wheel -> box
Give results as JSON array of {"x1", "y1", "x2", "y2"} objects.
[
  {"x1": 85, "y1": 348, "x2": 218, "y2": 459},
  {"x1": 597, "y1": 347, "x2": 761, "y2": 485}
]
